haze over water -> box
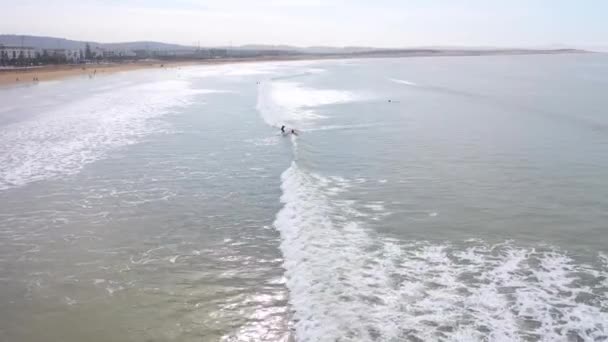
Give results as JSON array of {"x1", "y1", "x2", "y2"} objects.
[{"x1": 1, "y1": 54, "x2": 607, "y2": 341}]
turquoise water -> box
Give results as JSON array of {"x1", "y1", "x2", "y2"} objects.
[{"x1": 0, "y1": 55, "x2": 607, "y2": 341}]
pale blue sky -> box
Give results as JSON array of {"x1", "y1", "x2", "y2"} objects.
[{"x1": 2, "y1": 0, "x2": 607, "y2": 48}]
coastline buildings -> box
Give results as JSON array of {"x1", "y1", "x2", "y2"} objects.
[
  {"x1": 91, "y1": 47, "x2": 104, "y2": 59},
  {"x1": 44, "y1": 49, "x2": 81, "y2": 63},
  {"x1": 0, "y1": 45, "x2": 36, "y2": 60},
  {"x1": 0, "y1": 44, "x2": 82, "y2": 64},
  {"x1": 1, "y1": 43, "x2": 298, "y2": 66},
  {"x1": 102, "y1": 49, "x2": 137, "y2": 58}
]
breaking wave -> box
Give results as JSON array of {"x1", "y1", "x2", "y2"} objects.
[
  {"x1": 256, "y1": 81, "x2": 355, "y2": 128},
  {"x1": 275, "y1": 163, "x2": 608, "y2": 341},
  {"x1": 0, "y1": 80, "x2": 209, "y2": 190}
]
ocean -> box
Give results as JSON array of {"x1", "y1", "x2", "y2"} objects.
[{"x1": 0, "y1": 54, "x2": 607, "y2": 341}]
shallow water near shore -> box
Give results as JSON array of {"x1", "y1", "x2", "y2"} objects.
[{"x1": 1, "y1": 54, "x2": 607, "y2": 341}]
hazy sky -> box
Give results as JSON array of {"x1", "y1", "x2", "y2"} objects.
[{"x1": 2, "y1": 0, "x2": 607, "y2": 47}]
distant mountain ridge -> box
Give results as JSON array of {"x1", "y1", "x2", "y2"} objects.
[
  {"x1": 0, "y1": 35, "x2": 385, "y2": 53},
  {"x1": 0, "y1": 35, "x2": 192, "y2": 51},
  {"x1": 0, "y1": 34, "x2": 597, "y2": 53}
]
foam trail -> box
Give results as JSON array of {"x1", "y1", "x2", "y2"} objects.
[
  {"x1": 256, "y1": 81, "x2": 355, "y2": 128},
  {"x1": 389, "y1": 78, "x2": 418, "y2": 86},
  {"x1": 275, "y1": 163, "x2": 398, "y2": 341},
  {"x1": 302, "y1": 123, "x2": 385, "y2": 132}
]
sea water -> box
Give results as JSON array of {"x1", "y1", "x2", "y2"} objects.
[{"x1": 0, "y1": 54, "x2": 607, "y2": 341}]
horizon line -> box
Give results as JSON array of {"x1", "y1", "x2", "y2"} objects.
[{"x1": 1, "y1": 33, "x2": 601, "y2": 51}]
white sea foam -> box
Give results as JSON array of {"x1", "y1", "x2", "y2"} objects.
[
  {"x1": 36, "y1": 80, "x2": 62, "y2": 87},
  {"x1": 244, "y1": 136, "x2": 281, "y2": 146},
  {"x1": 302, "y1": 123, "x2": 385, "y2": 132},
  {"x1": 275, "y1": 163, "x2": 387, "y2": 341},
  {"x1": 178, "y1": 63, "x2": 281, "y2": 79},
  {"x1": 274, "y1": 163, "x2": 608, "y2": 341},
  {"x1": 168, "y1": 255, "x2": 179, "y2": 264},
  {"x1": 0, "y1": 80, "x2": 208, "y2": 190},
  {"x1": 390, "y1": 78, "x2": 418, "y2": 86},
  {"x1": 363, "y1": 203, "x2": 385, "y2": 212},
  {"x1": 305, "y1": 68, "x2": 326, "y2": 74},
  {"x1": 225, "y1": 64, "x2": 280, "y2": 76},
  {"x1": 0, "y1": 105, "x2": 17, "y2": 114},
  {"x1": 257, "y1": 81, "x2": 356, "y2": 127}
]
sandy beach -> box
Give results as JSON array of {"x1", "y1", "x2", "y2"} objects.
[
  {"x1": 0, "y1": 57, "x2": 305, "y2": 87},
  {"x1": 1, "y1": 62, "x2": 158, "y2": 86}
]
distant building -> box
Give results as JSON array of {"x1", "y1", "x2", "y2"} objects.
[
  {"x1": 103, "y1": 49, "x2": 136, "y2": 58},
  {"x1": 194, "y1": 49, "x2": 212, "y2": 59},
  {"x1": 122, "y1": 50, "x2": 137, "y2": 57},
  {"x1": 151, "y1": 50, "x2": 174, "y2": 57},
  {"x1": 44, "y1": 49, "x2": 81, "y2": 62},
  {"x1": 150, "y1": 49, "x2": 198, "y2": 58},
  {"x1": 209, "y1": 49, "x2": 228, "y2": 58},
  {"x1": 0, "y1": 45, "x2": 36, "y2": 60},
  {"x1": 102, "y1": 50, "x2": 116, "y2": 58},
  {"x1": 65, "y1": 49, "x2": 80, "y2": 62},
  {"x1": 133, "y1": 49, "x2": 150, "y2": 58},
  {"x1": 91, "y1": 47, "x2": 105, "y2": 59}
]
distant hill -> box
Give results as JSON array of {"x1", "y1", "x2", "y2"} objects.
[
  {"x1": 0, "y1": 35, "x2": 391, "y2": 54},
  {"x1": 0, "y1": 35, "x2": 193, "y2": 51},
  {"x1": 234, "y1": 45, "x2": 380, "y2": 54},
  {"x1": 101, "y1": 41, "x2": 192, "y2": 51},
  {"x1": 0, "y1": 34, "x2": 593, "y2": 55},
  {"x1": 0, "y1": 35, "x2": 86, "y2": 49},
  {"x1": 579, "y1": 45, "x2": 608, "y2": 53}
]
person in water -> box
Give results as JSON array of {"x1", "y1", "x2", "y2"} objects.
[
  {"x1": 281, "y1": 125, "x2": 285, "y2": 133},
  {"x1": 291, "y1": 129, "x2": 298, "y2": 136}
]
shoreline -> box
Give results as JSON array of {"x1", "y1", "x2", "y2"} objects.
[
  {"x1": 0, "y1": 50, "x2": 592, "y2": 87},
  {"x1": 0, "y1": 56, "x2": 313, "y2": 87}
]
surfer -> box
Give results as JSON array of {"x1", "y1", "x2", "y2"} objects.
[
  {"x1": 291, "y1": 129, "x2": 298, "y2": 136},
  {"x1": 281, "y1": 125, "x2": 286, "y2": 133}
]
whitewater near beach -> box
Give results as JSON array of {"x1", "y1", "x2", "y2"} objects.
[{"x1": 0, "y1": 54, "x2": 607, "y2": 341}]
